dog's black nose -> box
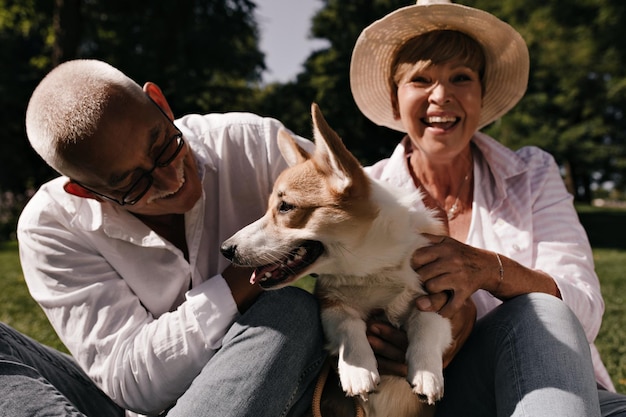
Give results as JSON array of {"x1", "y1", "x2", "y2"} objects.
[{"x1": 220, "y1": 243, "x2": 236, "y2": 261}]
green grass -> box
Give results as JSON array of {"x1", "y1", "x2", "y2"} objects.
[
  {"x1": 1, "y1": 205, "x2": 625, "y2": 392},
  {"x1": 0, "y1": 240, "x2": 67, "y2": 351}
]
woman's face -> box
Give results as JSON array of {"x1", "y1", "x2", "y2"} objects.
[{"x1": 394, "y1": 59, "x2": 482, "y2": 162}]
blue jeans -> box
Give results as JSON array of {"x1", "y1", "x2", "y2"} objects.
[
  {"x1": 0, "y1": 287, "x2": 326, "y2": 417},
  {"x1": 166, "y1": 286, "x2": 326, "y2": 417},
  {"x1": 436, "y1": 293, "x2": 626, "y2": 417},
  {"x1": 0, "y1": 321, "x2": 124, "y2": 417}
]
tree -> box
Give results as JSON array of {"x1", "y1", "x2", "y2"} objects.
[
  {"x1": 0, "y1": 0, "x2": 266, "y2": 194},
  {"x1": 0, "y1": 0, "x2": 57, "y2": 193},
  {"x1": 467, "y1": 0, "x2": 626, "y2": 202},
  {"x1": 260, "y1": 0, "x2": 410, "y2": 164},
  {"x1": 77, "y1": 0, "x2": 265, "y2": 116}
]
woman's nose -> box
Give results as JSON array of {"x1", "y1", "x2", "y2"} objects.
[{"x1": 429, "y1": 82, "x2": 451, "y2": 105}]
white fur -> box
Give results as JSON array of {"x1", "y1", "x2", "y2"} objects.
[{"x1": 315, "y1": 180, "x2": 452, "y2": 408}]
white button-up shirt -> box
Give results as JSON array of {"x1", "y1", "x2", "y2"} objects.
[
  {"x1": 18, "y1": 112, "x2": 312, "y2": 415},
  {"x1": 365, "y1": 132, "x2": 613, "y2": 391}
]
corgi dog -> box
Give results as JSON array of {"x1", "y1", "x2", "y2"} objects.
[{"x1": 221, "y1": 103, "x2": 451, "y2": 417}]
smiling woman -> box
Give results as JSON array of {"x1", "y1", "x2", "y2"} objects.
[{"x1": 350, "y1": 0, "x2": 626, "y2": 416}]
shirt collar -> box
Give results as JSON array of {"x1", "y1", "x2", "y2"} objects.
[{"x1": 369, "y1": 132, "x2": 529, "y2": 205}]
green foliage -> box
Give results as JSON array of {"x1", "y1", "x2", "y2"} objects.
[
  {"x1": 78, "y1": 0, "x2": 265, "y2": 115},
  {"x1": 258, "y1": 0, "x2": 410, "y2": 164},
  {"x1": 0, "y1": 0, "x2": 57, "y2": 194},
  {"x1": 464, "y1": 0, "x2": 626, "y2": 201},
  {"x1": 0, "y1": 0, "x2": 266, "y2": 201}
]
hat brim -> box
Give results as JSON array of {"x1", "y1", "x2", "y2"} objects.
[{"x1": 350, "y1": 2, "x2": 529, "y2": 132}]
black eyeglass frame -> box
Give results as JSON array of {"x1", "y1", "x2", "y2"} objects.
[{"x1": 75, "y1": 131, "x2": 185, "y2": 206}]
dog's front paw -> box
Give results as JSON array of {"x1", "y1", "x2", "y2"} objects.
[
  {"x1": 338, "y1": 362, "x2": 380, "y2": 400},
  {"x1": 410, "y1": 370, "x2": 444, "y2": 405}
]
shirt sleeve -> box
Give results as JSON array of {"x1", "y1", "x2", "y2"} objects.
[
  {"x1": 17, "y1": 199, "x2": 239, "y2": 415},
  {"x1": 525, "y1": 149, "x2": 604, "y2": 343}
]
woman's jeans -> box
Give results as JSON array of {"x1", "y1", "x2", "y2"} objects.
[
  {"x1": 436, "y1": 293, "x2": 626, "y2": 417},
  {"x1": 0, "y1": 286, "x2": 326, "y2": 417}
]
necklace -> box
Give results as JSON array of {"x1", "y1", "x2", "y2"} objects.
[
  {"x1": 419, "y1": 169, "x2": 472, "y2": 221},
  {"x1": 445, "y1": 171, "x2": 471, "y2": 220}
]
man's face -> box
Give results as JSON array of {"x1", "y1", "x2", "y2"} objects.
[{"x1": 66, "y1": 95, "x2": 202, "y2": 216}]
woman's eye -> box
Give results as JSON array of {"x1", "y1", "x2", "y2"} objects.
[
  {"x1": 453, "y1": 74, "x2": 472, "y2": 82},
  {"x1": 278, "y1": 201, "x2": 295, "y2": 213},
  {"x1": 411, "y1": 75, "x2": 430, "y2": 84}
]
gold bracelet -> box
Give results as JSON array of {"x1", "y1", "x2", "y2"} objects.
[{"x1": 494, "y1": 252, "x2": 504, "y2": 292}]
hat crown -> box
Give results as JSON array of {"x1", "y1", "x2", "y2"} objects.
[{"x1": 416, "y1": 0, "x2": 451, "y2": 4}]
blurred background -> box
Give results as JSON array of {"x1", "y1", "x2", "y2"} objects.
[{"x1": 1, "y1": 0, "x2": 626, "y2": 238}]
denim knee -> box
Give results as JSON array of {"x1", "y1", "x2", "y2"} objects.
[
  {"x1": 490, "y1": 293, "x2": 583, "y2": 337},
  {"x1": 255, "y1": 287, "x2": 322, "y2": 331}
]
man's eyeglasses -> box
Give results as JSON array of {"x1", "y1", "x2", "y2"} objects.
[{"x1": 76, "y1": 132, "x2": 185, "y2": 206}]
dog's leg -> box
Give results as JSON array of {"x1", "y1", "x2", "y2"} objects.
[
  {"x1": 322, "y1": 305, "x2": 380, "y2": 400},
  {"x1": 404, "y1": 309, "x2": 452, "y2": 405}
]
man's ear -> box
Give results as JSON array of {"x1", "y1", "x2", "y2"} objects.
[
  {"x1": 143, "y1": 82, "x2": 174, "y2": 120},
  {"x1": 63, "y1": 181, "x2": 100, "y2": 201}
]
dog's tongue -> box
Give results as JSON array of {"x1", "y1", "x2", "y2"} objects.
[{"x1": 250, "y1": 264, "x2": 281, "y2": 284}]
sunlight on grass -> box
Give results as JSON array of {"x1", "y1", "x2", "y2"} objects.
[
  {"x1": 594, "y1": 248, "x2": 626, "y2": 393},
  {"x1": 0, "y1": 241, "x2": 67, "y2": 352}
]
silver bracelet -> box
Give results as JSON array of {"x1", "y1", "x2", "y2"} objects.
[{"x1": 494, "y1": 252, "x2": 504, "y2": 292}]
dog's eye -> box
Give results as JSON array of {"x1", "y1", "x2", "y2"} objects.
[{"x1": 278, "y1": 201, "x2": 295, "y2": 213}]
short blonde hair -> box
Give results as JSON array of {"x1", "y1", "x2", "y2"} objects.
[{"x1": 25, "y1": 59, "x2": 145, "y2": 174}]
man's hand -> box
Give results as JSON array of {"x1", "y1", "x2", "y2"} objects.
[
  {"x1": 222, "y1": 264, "x2": 263, "y2": 312},
  {"x1": 366, "y1": 311, "x2": 408, "y2": 377}
]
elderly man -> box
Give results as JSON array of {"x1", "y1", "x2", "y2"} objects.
[{"x1": 5, "y1": 59, "x2": 325, "y2": 417}]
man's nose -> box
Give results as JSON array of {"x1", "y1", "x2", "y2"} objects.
[{"x1": 151, "y1": 159, "x2": 182, "y2": 188}]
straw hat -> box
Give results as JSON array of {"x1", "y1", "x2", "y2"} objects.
[{"x1": 350, "y1": 0, "x2": 529, "y2": 131}]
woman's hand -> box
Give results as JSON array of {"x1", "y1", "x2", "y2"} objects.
[
  {"x1": 413, "y1": 233, "x2": 561, "y2": 306},
  {"x1": 412, "y1": 234, "x2": 499, "y2": 317}
]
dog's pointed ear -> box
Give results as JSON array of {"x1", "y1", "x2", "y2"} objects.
[
  {"x1": 278, "y1": 129, "x2": 310, "y2": 167},
  {"x1": 310, "y1": 103, "x2": 364, "y2": 193}
]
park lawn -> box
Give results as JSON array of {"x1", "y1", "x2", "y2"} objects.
[{"x1": 1, "y1": 205, "x2": 625, "y2": 392}]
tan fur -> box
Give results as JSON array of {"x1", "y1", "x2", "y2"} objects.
[{"x1": 221, "y1": 103, "x2": 452, "y2": 416}]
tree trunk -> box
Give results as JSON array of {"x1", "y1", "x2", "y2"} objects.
[{"x1": 52, "y1": 0, "x2": 81, "y2": 67}]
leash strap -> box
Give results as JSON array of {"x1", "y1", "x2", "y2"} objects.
[{"x1": 312, "y1": 358, "x2": 366, "y2": 417}]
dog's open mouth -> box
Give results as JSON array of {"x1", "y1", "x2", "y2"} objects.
[{"x1": 250, "y1": 240, "x2": 324, "y2": 289}]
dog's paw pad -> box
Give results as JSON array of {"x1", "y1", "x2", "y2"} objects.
[{"x1": 411, "y1": 371, "x2": 443, "y2": 405}]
